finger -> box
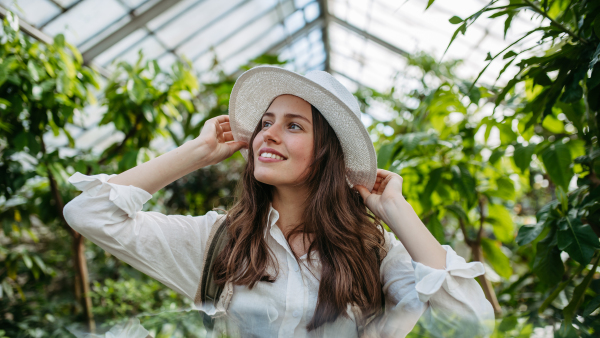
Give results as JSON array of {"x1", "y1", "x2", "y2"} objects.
[
  {"x1": 213, "y1": 115, "x2": 230, "y2": 123},
  {"x1": 355, "y1": 185, "x2": 371, "y2": 202},
  {"x1": 227, "y1": 141, "x2": 248, "y2": 154},
  {"x1": 377, "y1": 174, "x2": 394, "y2": 195},
  {"x1": 223, "y1": 131, "x2": 234, "y2": 142},
  {"x1": 220, "y1": 122, "x2": 231, "y2": 132}
]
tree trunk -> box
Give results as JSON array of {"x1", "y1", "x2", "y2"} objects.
[
  {"x1": 73, "y1": 233, "x2": 95, "y2": 333},
  {"x1": 46, "y1": 165, "x2": 96, "y2": 332},
  {"x1": 471, "y1": 243, "x2": 502, "y2": 316}
]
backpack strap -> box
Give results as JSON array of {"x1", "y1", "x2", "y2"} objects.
[
  {"x1": 194, "y1": 214, "x2": 230, "y2": 332},
  {"x1": 357, "y1": 231, "x2": 390, "y2": 337}
]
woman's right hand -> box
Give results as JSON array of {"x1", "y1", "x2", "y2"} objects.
[{"x1": 197, "y1": 115, "x2": 248, "y2": 166}]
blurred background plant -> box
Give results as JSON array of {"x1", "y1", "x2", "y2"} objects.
[{"x1": 1, "y1": 0, "x2": 600, "y2": 337}]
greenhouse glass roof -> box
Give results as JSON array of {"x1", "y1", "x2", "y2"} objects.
[
  {"x1": 0, "y1": 0, "x2": 539, "y2": 152},
  {"x1": 1, "y1": 0, "x2": 538, "y2": 92}
]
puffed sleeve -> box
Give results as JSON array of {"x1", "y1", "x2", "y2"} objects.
[
  {"x1": 377, "y1": 231, "x2": 496, "y2": 338},
  {"x1": 62, "y1": 172, "x2": 219, "y2": 302}
]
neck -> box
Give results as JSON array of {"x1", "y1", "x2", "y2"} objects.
[{"x1": 271, "y1": 184, "x2": 309, "y2": 236}]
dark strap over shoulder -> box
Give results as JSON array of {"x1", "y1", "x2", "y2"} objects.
[{"x1": 194, "y1": 214, "x2": 230, "y2": 332}]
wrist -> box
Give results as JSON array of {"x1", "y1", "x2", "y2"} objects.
[{"x1": 182, "y1": 138, "x2": 212, "y2": 170}]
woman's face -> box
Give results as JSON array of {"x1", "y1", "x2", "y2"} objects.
[{"x1": 252, "y1": 94, "x2": 314, "y2": 187}]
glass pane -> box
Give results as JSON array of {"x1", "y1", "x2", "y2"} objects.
[
  {"x1": 221, "y1": 24, "x2": 286, "y2": 74},
  {"x1": 117, "y1": 36, "x2": 166, "y2": 65},
  {"x1": 176, "y1": 0, "x2": 278, "y2": 59},
  {"x1": 146, "y1": 0, "x2": 201, "y2": 31},
  {"x1": 94, "y1": 28, "x2": 147, "y2": 66},
  {"x1": 284, "y1": 10, "x2": 305, "y2": 35},
  {"x1": 42, "y1": 0, "x2": 128, "y2": 46},
  {"x1": 154, "y1": 0, "x2": 246, "y2": 50},
  {"x1": 303, "y1": 1, "x2": 319, "y2": 22},
  {"x1": 215, "y1": 2, "x2": 293, "y2": 61},
  {"x1": 0, "y1": 0, "x2": 60, "y2": 26},
  {"x1": 53, "y1": 0, "x2": 80, "y2": 7}
]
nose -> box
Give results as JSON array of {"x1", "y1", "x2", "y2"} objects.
[{"x1": 262, "y1": 122, "x2": 281, "y2": 144}]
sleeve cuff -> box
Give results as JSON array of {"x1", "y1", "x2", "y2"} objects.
[
  {"x1": 411, "y1": 245, "x2": 485, "y2": 302},
  {"x1": 68, "y1": 172, "x2": 153, "y2": 219}
]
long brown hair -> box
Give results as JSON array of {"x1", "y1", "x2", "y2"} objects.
[{"x1": 213, "y1": 103, "x2": 386, "y2": 330}]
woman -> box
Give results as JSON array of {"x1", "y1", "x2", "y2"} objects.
[{"x1": 64, "y1": 66, "x2": 495, "y2": 337}]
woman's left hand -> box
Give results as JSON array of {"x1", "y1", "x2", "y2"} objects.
[{"x1": 355, "y1": 169, "x2": 406, "y2": 225}]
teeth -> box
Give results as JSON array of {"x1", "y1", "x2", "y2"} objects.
[{"x1": 261, "y1": 152, "x2": 285, "y2": 160}]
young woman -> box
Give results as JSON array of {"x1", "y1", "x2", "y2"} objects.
[{"x1": 64, "y1": 66, "x2": 494, "y2": 337}]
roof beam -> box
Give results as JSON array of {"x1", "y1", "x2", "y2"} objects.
[
  {"x1": 266, "y1": 16, "x2": 324, "y2": 55},
  {"x1": 81, "y1": 0, "x2": 183, "y2": 63},
  {"x1": 329, "y1": 14, "x2": 409, "y2": 57},
  {"x1": 317, "y1": 0, "x2": 330, "y2": 73},
  {"x1": 0, "y1": 5, "x2": 53, "y2": 44}
]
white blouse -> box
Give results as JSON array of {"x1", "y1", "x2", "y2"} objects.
[{"x1": 63, "y1": 172, "x2": 496, "y2": 338}]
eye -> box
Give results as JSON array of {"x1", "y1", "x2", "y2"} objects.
[
  {"x1": 289, "y1": 123, "x2": 302, "y2": 130},
  {"x1": 262, "y1": 121, "x2": 272, "y2": 128}
]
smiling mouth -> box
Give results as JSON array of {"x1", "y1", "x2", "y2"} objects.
[{"x1": 258, "y1": 152, "x2": 287, "y2": 161}]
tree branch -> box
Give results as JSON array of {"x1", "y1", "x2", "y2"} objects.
[
  {"x1": 88, "y1": 114, "x2": 142, "y2": 175},
  {"x1": 458, "y1": 217, "x2": 474, "y2": 246}
]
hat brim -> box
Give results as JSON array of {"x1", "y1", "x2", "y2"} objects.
[{"x1": 229, "y1": 66, "x2": 377, "y2": 191}]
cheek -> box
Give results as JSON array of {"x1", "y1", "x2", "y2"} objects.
[
  {"x1": 289, "y1": 136, "x2": 313, "y2": 166},
  {"x1": 252, "y1": 132, "x2": 263, "y2": 154}
]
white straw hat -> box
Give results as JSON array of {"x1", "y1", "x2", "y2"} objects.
[{"x1": 228, "y1": 65, "x2": 377, "y2": 191}]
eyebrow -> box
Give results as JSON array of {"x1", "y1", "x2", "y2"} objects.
[{"x1": 263, "y1": 112, "x2": 312, "y2": 125}]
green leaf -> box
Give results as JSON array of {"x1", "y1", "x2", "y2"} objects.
[
  {"x1": 583, "y1": 295, "x2": 600, "y2": 317},
  {"x1": 513, "y1": 143, "x2": 536, "y2": 173},
  {"x1": 426, "y1": 213, "x2": 445, "y2": 243},
  {"x1": 555, "y1": 186, "x2": 568, "y2": 215},
  {"x1": 486, "y1": 203, "x2": 515, "y2": 243},
  {"x1": 557, "y1": 213, "x2": 600, "y2": 265},
  {"x1": 497, "y1": 316, "x2": 518, "y2": 333},
  {"x1": 449, "y1": 16, "x2": 463, "y2": 24},
  {"x1": 443, "y1": 23, "x2": 467, "y2": 56},
  {"x1": 594, "y1": 14, "x2": 600, "y2": 39},
  {"x1": 541, "y1": 114, "x2": 565, "y2": 133},
  {"x1": 127, "y1": 76, "x2": 146, "y2": 104},
  {"x1": 420, "y1": 167, "x2": 444, "y2": 211},
  {"x1": 14, "y1": 132, "x2": 28, "y2": 151},
  {"x1": 445, "y1": 204, "x2": 468, "y2": 222},
  {"x1": 563, "y1": 255, "x2": 599, "y2": 326},
  {"x1": 488, "y1": 147, "x2": 505, "y2": 164},
  {"x1": 481, "y1": 238, "x2": 512, "y2": 279},
  {"x1": 541, "y1": 142, "x2": 573, "y2": 190},
  {"x1": 377, "y1": 143, "x2": 395, "y2": 169},
  {"x1": 589, "y1": 43, "x2": 600, "y2": 70},
  {"x1": 503, "y1": 50, "x2": 517, "y2": 59},
  {"x1": 533, "y1": 229, "x2": 564, "y2": 286},
  {"x1": 22, "y1": 254, "x2": 32, "y2": 269},
  {"x1": 54, "y1": 34, "x2": 65, "y2": 47},
  {"x1": 27, "y1": 60, "x2": 41, "y2": 82},
  {"x1": 426, "y1": 0, "x2": 435, "y2": 10},
  {"x1": 516, "y1": 222, "x2": 546, "y2": 246},
  {"x1": 485, "y1": 52, "x2": 493, "y2": 61},
  {"x1": 451, "y1": 164, "x2": 476, "y2": 206},
  {"x1": 490, "y1": 177, "x2": 515, "y2": 200}
]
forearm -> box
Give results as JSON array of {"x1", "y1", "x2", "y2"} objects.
[
  {"x1": 108, "y1": 138, "x2": 211, "y2": 194},
  {"x1": 385, "y1": 199, "x2": 447, "y2": 269}
]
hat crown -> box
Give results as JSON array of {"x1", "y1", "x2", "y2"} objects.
[{"x1": 305, "y1": 70, "x2": 361, "y2": 118}]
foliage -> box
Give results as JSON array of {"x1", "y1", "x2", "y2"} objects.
[{"x1": 413, "y1": 0, "x2": 600, "y2": 335}]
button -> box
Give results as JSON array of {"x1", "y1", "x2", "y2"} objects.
[
  {"x1": 293, "y1": 264, "x2": 300, "y2": 272},
  {"x1": 293, "y1": 310, "x2": 301, "y2": 318}
]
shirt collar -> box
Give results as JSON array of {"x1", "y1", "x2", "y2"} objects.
[{"x1": 265, "y1": 202, "x2": 280, "y2": 238}]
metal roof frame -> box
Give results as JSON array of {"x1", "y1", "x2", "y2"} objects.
[{"x1": 81, "y1": 0, "x2": 184, "y2": 63}]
